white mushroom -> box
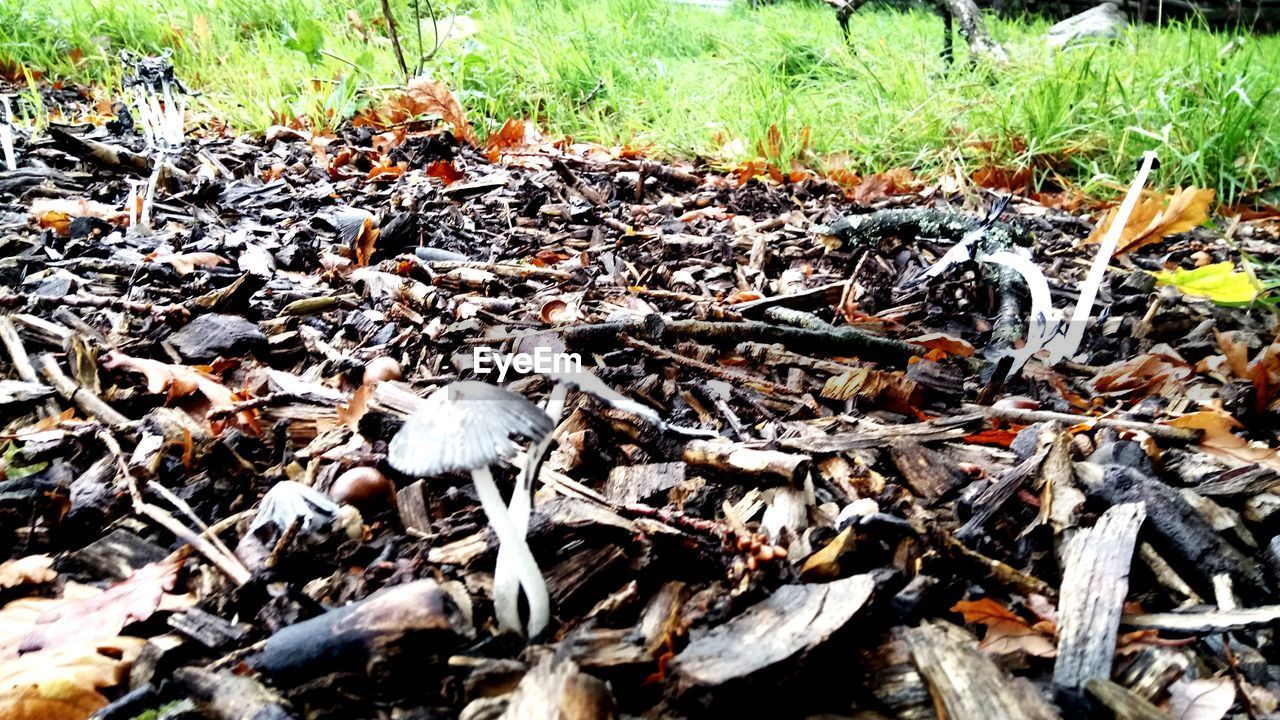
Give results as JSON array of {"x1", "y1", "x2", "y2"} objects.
[{"x1": 386, "y1": 381, "x2": 554, "y2": 637}]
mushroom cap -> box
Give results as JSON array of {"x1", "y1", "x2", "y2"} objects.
[{"x1": 387, "y1": 381, "x2": 554, "y2": 477}]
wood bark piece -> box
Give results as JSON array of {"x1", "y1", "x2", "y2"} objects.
[
  {"x1": 889, "y1": 441, "x2": 967, "y2": 502},
  {"x1": 486, "y1": 652, "x2": 616, "y2": 720},
  {"x1": 1053, "y1": 502, "x2": 1146, "y2": 707},
  {"x1": 1080, "y1": 463, "x2": 1270, "y2": 599},
  {"x1": 396, "y1": 480, "x2": 432, "y2": 535},
  {"x1": 777, "y1": 414, "x2": 981, "y2": 453},
  {"x1": 1084, "y1": 678, "x2": 1168, "y2": 720},
  {"x1": 682, "y1": 440, "x2": 809, "y2": 482},
  {"x1": 604, "y1": 462, "x2": 686, "y2": 505},
  {"x1": 903, "y1": 620, "x2": 1059, "y2": 720},
  {"x1": 670, "y1": 573, "x2": 875, "y2": 690},
  {"x1": 172, "y1": 666, "x2": 294, "y2": 720},
  {"x1": 1121, "y1": 605, "x2": 1280, "y2": 632},
  {"x1": 250, "y1": 579, "x2": 470, "y2": 683}
]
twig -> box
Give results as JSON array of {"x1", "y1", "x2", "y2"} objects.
[
  {"x1": 419, "y1": 259, "x2": 574, "y2": 282},
  {"x1": 624, "y1": 335, "x2": 795, "y2": 396},
  {"x1": 38, "y1": 353, "x2": 132, "y2": 430},
  {"x1": 98, "y1": 430, "x2": 251, "y2": 586},
  {"x1": 379, "y1": 0, "x2": 410, "y2": 83},
  {"x1": 963, "y1": 403, "x2": 1202, "y2": 444},
  {"x1": 0, "y1": 316, "x2": 60, "y2": 416},
  {"x1": 0, "y1": 292, "x2": 188, "y2": 320}
]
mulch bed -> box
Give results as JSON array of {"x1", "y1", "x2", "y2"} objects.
[{"x1": 3, "y1": 76, "x2": 1280, "y2": 720}]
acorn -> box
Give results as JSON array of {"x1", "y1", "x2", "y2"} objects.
[
  {"x1": 329, "y1": 467, "x2": 395, "y2": 509},
  {"x1": 363, "y1": 357, "x2": 403, "y2": 384}
]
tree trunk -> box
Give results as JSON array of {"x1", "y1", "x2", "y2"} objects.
[{"x1": 941, "y1": 0, "x2": 1010, "y2": 63}]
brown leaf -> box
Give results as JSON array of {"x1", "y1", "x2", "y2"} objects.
[
  {"x1": 485, "y1": 117, "x2": 529, "y2": 162},
  {"x1": 425, "y1": 159, "x2": 464, "y2": 186},
  {"x1": 151, "y1": 251, "x2": 228, "y2": 276},
  {"x1": 851, "y1": 167, "x2": 917, "y2": 204},
  {"x1": 799, "y1": 527, "x2": 856, "y2": 581},
  {"x1": 0, "y1": 639, "x2": 145, "y2": 720},
  {"x1": 353, "y1": 215, "x2": 380, "y2": 267},
  {"x1": 30, "y1": 199, "x2": 129, "y2": 235},
  {"x1": 908, "y1": 332, "x2": 975, "y2": 358},
  {"x1": 951, "y1": 598, "x2": 1057, "y2": 657},
  {"x1": 820, "y1": 368, "x2": 921, "y2": 411},
  {"x1": 404, "y1": 78, "x2": 479, "y2": 145},
  {"x1": 337, "y1": 383, "x2": 374, "y2": 432},
  {"x1": 1166, "y1": 409, "x2": 1280, "y2": 471},
  {"x1": 0, "y1": 555, "x2": 56, "y2": 590},
  {"x1": 14, "y1": 557, "x2": 181, "y2": 656},
  {"x1": 1088, "y1": 186, "x2": 1215, "y2": 255},
  {"x1": 1090, "y1": 350, "x2": 1193, "y2": 398}
]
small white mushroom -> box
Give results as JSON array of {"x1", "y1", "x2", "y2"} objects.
[{"x1": 387, "y1": 381, "x2": 554, "y2": 637}]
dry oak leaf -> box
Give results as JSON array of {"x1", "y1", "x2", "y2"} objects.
[
  {"x1": 950, "y1": 598, "x2": 1057, "y2": 657},
  {"x1": 1165, "y1": 409, "x2": 1280, "y2": 471},
  {"x1": 1088, "y1": 186, "x2": 1215, "y2": 255},
  {"x1": 0, "y1": 638, "x2": 145, "y2": 720},
  {"x1": 357, "y1": 77, "x2": 479, "y2": 146},
  {"x1": 908, "y1": 332, "x2": 976, "y2": 358},
  {"x1": 0, "y1": 555, "x2": 57, "y2": 590}
]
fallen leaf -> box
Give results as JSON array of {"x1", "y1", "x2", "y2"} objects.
[
  {"x1": 1165, "y1": 409, "x2": 1280, "y2": 471},
  {"x1": 425, "y1": 159, "x2": 464, "y2": 186},
  {"x1": 0, "y1": 639, "x2": 144, "y2": 720},
  {"x1": 0, "y1": 555, "x2": 56, "y2": 589},
  {"x1": 485, "y1": 117, "x2": 529, "y2": 161},
  {"x1": 1165, "y1": 677, "x2": 1235, "y2": 720},
  {"x1": 1089, "y1": 186, "x2": 1215, "y2": 255},
  {"x1": 14, "y1": 557, "x2": 182, "y2": 655},
  {"x1": 1152, "y1": 262, "x2": 1259, "y2": 305},
  {"x1": 150, "y1": 252, "x2": 228, "y2": 276},
  {"x1": 908, "y1": 332, "x2": 975, "y2": 358},
  {"x1": 951, "y1": 598, "x2": 1057, "y2": 657},
  {"x1": 1091, "y1": 350, "x2": 1194, "y2": 398},
  {"x1": 820, "y1": 368, "x2": 921, "y2": 411},
  {"x1": 30, "y1": 199, "x2": 129, "y2": 235},
  {"x1": 353, "y1": 215, "x2": 380, "y2": 267},
  {"x1": 851, "y1": 167, "x2": 917, "y2": 204},
  {"x1": 799, "y1": 526, "x2": 855, "y2": 581},
  {"x1": 354, "y1": 77, "x2": 478, "y2": 146}
]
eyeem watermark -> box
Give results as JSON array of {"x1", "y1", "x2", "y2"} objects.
[{"x1": 473, "y1": 346, "x2": 583, "y2": 382}]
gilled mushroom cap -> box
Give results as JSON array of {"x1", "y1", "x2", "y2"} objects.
[{"x1": 387, "y1": 381, "x2": 554, "y2": 477}]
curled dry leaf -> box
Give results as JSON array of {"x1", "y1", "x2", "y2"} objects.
[
  {"x1": 1164, "y1": 677, "x2": 1235, "y2": 720},
  {"x1": 908, "y1": 332, "x2": 976, "y2": 358},
  {"x1": 426, "y1": 159, "x2": 465, "y2": 186},
  {"x1": 101, "y1": 352, "x2": 259, "y2": 431},
  {"x1": 0, "y1": 555, "x2": 57, "y2": 589},
  {"x1": 821, "y1": 368, "x2": 922, "y2": 412},
  {"x1": 1088, "y1": 186, "x2": 1214, "y2": 255},
  {"x1": 1165, "y1": 409, "x2": 1280, "y2": 471},
  {"x1": 950, "y1": 598, "x2": 1057, "y2": 657},
  {"x1": 1091, "y1": 350, "x2": 1194, "y2": 398},
  {"x1": 355, "y1": 77, "x2": 479, "y2": 146},
  {"x1": 30, "y1": 198, "x2": 129, "y2": 235},
  {"x1": 150, "y1": 251, "x2": 228, "y2": 276}
]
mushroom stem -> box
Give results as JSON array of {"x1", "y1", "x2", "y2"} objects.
[
  {"x1": 471, "y1": 464, "x2": 551, "y2": 637},
  {"x1": 494, "y1": 383, "x2": 569, "y2": 634}
]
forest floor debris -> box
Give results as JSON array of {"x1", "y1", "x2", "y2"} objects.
[{"x1": 2, "y1": 77, "x2": 1280, "y2": 719}]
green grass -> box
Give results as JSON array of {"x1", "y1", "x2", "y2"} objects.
[{"x1": 2, "y1": 0, "x2": 1278, "y2": 203}]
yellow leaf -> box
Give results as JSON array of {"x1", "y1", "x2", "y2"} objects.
[
  {"x1": 1088, "y1": 186, "x2": 1214, "y2": 254},
  {"x1": 1152, "y1": 262, "x2": 1259, "y2": 305}
]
